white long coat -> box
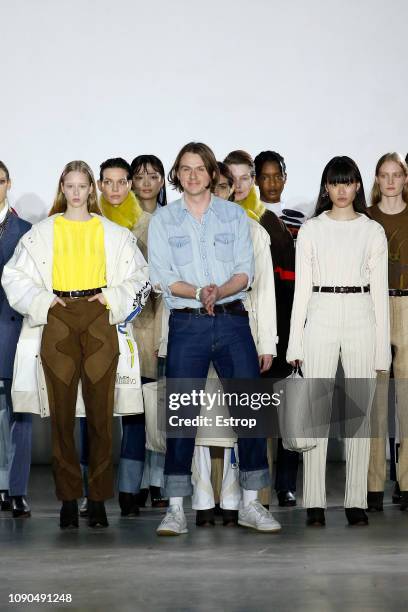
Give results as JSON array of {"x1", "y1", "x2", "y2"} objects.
[{"x1": 1, "y1": 214, "x2": 151, "y2": 417}]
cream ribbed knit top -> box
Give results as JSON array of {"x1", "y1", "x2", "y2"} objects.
[{"x1": 286, "y1": 211, "x2": 391, "y2": 371}]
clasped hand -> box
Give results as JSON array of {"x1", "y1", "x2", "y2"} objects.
[{"x1": 199, "y1": 284, "x2": 220, "y2": 316}]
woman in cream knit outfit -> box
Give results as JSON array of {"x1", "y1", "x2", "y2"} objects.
[{"x1": 287, "y1": 156, "x2": 390, "y2": 527}]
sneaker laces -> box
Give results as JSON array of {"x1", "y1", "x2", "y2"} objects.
[
  {"x1": 160, "y1": 505, "x2": 183, "y2": 527},
  {"x1": 250, "y1": 500, "x2": 271, "y2": 517}
]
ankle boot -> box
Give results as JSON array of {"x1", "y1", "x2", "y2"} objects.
[
  {"x1": 60, "y1": 500, "x2": 79, "y2": 529},
  {"x1": 306, "y1": 507, "x2": 325, "y2": 527},
  {"x1": 345, "y1": 507, "x2": 368, "y2": 526},
  {"x1": 88, "y1": 500, "x2": 109, "y2": 528},
  {"x1": 367, "y1": 491, "x2": 383, "y2": 512}
]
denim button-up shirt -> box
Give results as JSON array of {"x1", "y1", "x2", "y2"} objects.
[{"x1": 148, "y1": 195, "x2": 254, "y2": 309}]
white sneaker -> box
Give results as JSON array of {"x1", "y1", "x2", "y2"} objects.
[
  {"x1": 156, "y1": 505, "x2": 188, "y2": 536},
  {"x1": 238, "y1": 500, "x2": 281, "y2": 533}
]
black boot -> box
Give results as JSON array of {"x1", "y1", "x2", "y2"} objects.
[
  {"x1": 367, "y1": 491, "x2": 384, "y2": 512},
  {"x1": 306, "y1": 507, "x2": 325, "y2": 526},
  {"x1": 134, "y1": 488, "x2": 149, "y2": 508},
  {"x1": 222, "y1": 509, "x2": 239, "y2": 527},
  {"x1": 400, "y1": 491, "x2": 408, "y2": 511},
  {"x1": 392, "y1": 482, "x2": 402, "y2": 504},
  {"x1": 60, "y1": 500, "x2": 79, "y2": 529},
  {"x1": 118, "y1": 492, "x2": 140, "y2": 517},
  {"x1": 11, "y1": 496, "x2": 31, "y2": 518},
  {"x1": 345, "y1": 507, "x2": 369, "y2": 526},
  {"x1": 196, "y1": 508, "x2": 215, "y2": 527},
  {"x1": 150, "y1": 486, "x2": 169, "y2": 508},
  {"x1": 277, "y1": 490, "x2": 297, "y2": 507},
  {"x1": 0, "y1": 490, "x2": 11, "y2": 511},
  {"x1": 88, "y1": 500, "x2": 109, "y2": 528}
]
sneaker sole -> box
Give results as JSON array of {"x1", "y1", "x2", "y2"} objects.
[
  {"x1": 238, "y1": 520, "x2": 281, "y2": 533},
  {"x1": 156, "y1": 528, "x2": 188, "y2": 536}
]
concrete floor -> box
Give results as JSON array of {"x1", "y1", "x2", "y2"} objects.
[{"x1": 1, "y1": 465, "x2": 408, "y2": 612}]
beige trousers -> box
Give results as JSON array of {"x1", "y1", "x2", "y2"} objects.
[{"x1": 368, "y1": 296, "x2": 408, "y2": 491}]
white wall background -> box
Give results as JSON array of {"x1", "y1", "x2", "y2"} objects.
[{"x1": 1, "y1": 0, "x2": 407, "y2": 222}]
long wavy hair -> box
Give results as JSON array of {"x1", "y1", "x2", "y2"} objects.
[
  {"x1": 371, "y1": 152, "x2": 408, "y2": 206},
  {"x1": 314, "y1": 156, "x2": 367, "y2": 217},
  {"x1": 49, "y1": 160, "x2": 100, "y2": 216}
]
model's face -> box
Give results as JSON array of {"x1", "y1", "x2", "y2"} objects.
[
  {"x1": 98, "y1": 167, "x2": 130, "y2": 206},
  {"x1": 228, "y1": 164, "x2": 254, "y2": 202},
  {"x1": 214, "y1": 174, "x2": 233, "y2": 200},
  {"x1": 61, "y1": 171, "x2": 93, "y2": 210},
  {"x1": 0, "y1": 169, "x2": 10, "y2": 206},
  {"x1": 326, "y1": 181, "x2": 360, "y2": 210},
  {"x1": 256, "y1": 161, "x2": 286, "y2": 203},
  {"x1": 376, "y1": 160, "x2": 408, "y2": 198},
  {"x1": 177, "y1": 152, "x2": 212, "y2": 196},
  {"x1": 132, "y1": 163, "x2": 164, "y2": 202}
]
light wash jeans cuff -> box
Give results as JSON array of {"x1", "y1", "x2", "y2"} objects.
[
  {"x1": 118, "y1": 458, "x2": 144, "y2": 494},
  {"x1": 239, "y1": 468, "x2": 270, "y2": 491},
  {"x1": 164, "y1": 474, "x2": 193, "y2": 497},
  {"x1": 0, "y1": 468, "x2": 8, "y2": 490}
]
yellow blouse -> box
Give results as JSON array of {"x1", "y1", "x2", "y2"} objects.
[{"x1": 52, "y1": 215, "x2": 107, "y2": 291}]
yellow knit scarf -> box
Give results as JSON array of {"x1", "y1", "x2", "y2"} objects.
[
  {"x1": 235, "y1": 186, "x2": 265, "y2": 223},
  {"x1": 100, "y1": 190, "x2": 143, "y2": 229}
]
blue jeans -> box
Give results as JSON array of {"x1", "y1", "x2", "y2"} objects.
[
  {"x1": 0, "y1": 379, "x2": 32, "y2": 496},
  {"x1": 164, "y1": 310, "x2": 270, "y2": 497}
]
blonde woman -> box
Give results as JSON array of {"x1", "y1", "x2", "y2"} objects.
[
  {"x1": 367, "y1": 153, "x2": 408, "y2": 512},
  {"x1": 2, "y1": 161, "x2": 150, "y2": 529}
]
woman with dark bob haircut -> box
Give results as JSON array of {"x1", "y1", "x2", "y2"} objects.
[{"x1": 287, "y1": 156, "x2": 390, "y2": 527}]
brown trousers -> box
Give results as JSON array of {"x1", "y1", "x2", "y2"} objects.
[
  {"x1": 41, "y1": 298, "x2": 119, "y2": 501},
  {"x1": 368, "y1": 297, "x2": 408, "y2": 491}
]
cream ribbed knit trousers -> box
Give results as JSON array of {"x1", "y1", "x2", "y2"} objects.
[{"x1": 302, "y1": 293, "x2": 377, "y2": 509}]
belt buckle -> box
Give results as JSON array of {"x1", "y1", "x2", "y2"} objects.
[
  {"x1": 352, "y1": 286, "x2": 357, "y2": 293},
  {"x1": 338, "y1": 286, "x2": 346, "y2": 293},
  {"x1": 69, "y1": 290, "x2": 81, "y2": 299}
]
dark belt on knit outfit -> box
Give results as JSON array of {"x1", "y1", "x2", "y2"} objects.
[
  {"x1": 171, "y1": 299, "x2": 247, "y2": 316},
  {"x1": 53, "y1": 286, "x2": 106, "y2": 298},
  {"x1": 312, "y1": 285, "x2": 370, "y2": 294},
  {"x1": 389, "y1": 289, "x2": 408, "y2": 297}
]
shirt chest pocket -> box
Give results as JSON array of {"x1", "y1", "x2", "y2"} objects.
[
  {"x1": 168, "y1": 235, "x2": 193, "y2": 266},
  {"x1": 214, "y1": 233, "x2": 235, "y2": 263}
]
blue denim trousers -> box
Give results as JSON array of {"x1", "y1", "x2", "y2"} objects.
[
  {"x1": 0, "y1": 379, "x2": 32, "y2": 496},
  {"x1": 164, "y1": 310, "x2": 270, "y2": 497}
]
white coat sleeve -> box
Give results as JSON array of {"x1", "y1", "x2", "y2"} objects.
[
  {"x1": 2, "y1": 238, "x2": 55, "y2": 327},
  {"x1": 102, "y1": 234, "x2": 151, "y2": 325},
  {"x1": 253, "y1": 237, "x2": 278, "y2": 356},
  {"x1": 367, "y1": 224, "x2": 391, "y2": 371},
  {"x1": 286, "y1": 223, "x2": 313, "y2": 362}
]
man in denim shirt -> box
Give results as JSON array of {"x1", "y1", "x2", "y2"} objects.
[{"x1": 148, "y1": 142, "x2": 281, "y2": 535}]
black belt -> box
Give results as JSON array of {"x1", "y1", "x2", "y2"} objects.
[
  {"x1": 53, "y1": 287, "x2": 105, "y2": 298},
  {"x1": 172, "y1": 299, "x2": 247, "y2": 316},
  {"x1": 389, "y1": 289, "x2": 408, "y2": 297},
  {"x1": 313, "y1": 285, "x2": 370, "y2": 294}
]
